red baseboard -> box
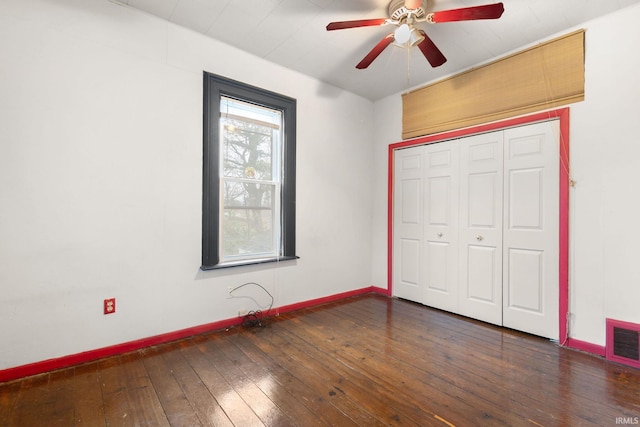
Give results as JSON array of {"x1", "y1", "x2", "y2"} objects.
[
  {"x1": 564, "y1": 338, "x2": 606, "y2": 357},
  {"x1": 0, "y1": 286, "x2": 385, "y2": 383},
  {"x1": 274, "y1": 286, "x2": 387, "y2": 315},
  {"x1": 0, "y1": 317, "x2": 243, "y2": 384},
  {"x1": 371, "y1": 285, "x2": 391, "y2": 296}
]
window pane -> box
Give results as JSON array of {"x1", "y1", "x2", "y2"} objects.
[
  {"x1": 221, "y1": 119, "x2": 274, "y2": 180},
  {"x1": 222, "y1": 181, "x2": 275, "y2": 258},
  {"x1": 220, "y1": 97, "x2": 281, "y2": 181}
]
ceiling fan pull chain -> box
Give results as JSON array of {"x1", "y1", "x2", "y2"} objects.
[{"x1": 407, "y1": 46, "x2": 412, "y2": 88}]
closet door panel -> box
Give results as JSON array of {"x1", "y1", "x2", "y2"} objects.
[
  {"x1": 458, "y1": 132, "x2": 504, "y2": 326},
  {"x1": 503, "y1": 121, "x2": 559, "y2": 339},
  {"x1": 393, "y1": 147, "x2": 424, "y2": 301},
  {"x1": 423, "y1": 143, "x2": 459, "y2": 312}
]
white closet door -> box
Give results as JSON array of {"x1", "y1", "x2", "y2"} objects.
[
  {"x1": 458, "y1": 132, "x2": 504, "y2": 325},
  {"x1": 423, "y1": 142, "x2": 460, "y2": 312},
  {"x1": 502, "y1": 121, "x2": 559, "y2": 339},
  {"x1": 393, "y1": 146, "x2": 424, "y2": 301}
]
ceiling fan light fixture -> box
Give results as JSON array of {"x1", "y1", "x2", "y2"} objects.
[
  {"x1": 408, "y1": 27, "x2": 425, "y2": 46},
  {"x1": 394, "y1": 23, "x2": 411, "y2": 44},
  {"x1": 393, "y1": 24, "x2": 424, "y2": 47}
]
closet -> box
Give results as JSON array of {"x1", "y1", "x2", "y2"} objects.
[{"x1": 393, "y1": 120, "x2": 559, "y2": 339}]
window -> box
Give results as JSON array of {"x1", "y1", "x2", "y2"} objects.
[{"x1": 202, "y1": 73, "x2": 296, "y2": 269}]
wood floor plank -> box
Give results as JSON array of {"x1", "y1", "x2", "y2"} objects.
[
  {"x1": 5, "y1": 374, "x2": 65, "y2": 427},
  {"x1": 141, "y1": 345, "x2": 204, "y2": 426},
  {"x1": 118, "y1": 353, "x2": 171, "y2": 426},
  {"x1": 211, "y1": 333, "x2": 328, "y2": 426},
  {"x1": 99, "y1": 356, "x2": 140, "y2": 427},
  {"x1": 273, "y1": 325, "x2": 443, "y2": 425},
  {"x1": 99, "y1": 353, "x2": 170, "y2": 427},
  {"x1": 195, "y1": 334, "x2": 298, "y2": 427},
  {"x1": 0, "y1": 380, "x2": 21, "y2": 427},
  {"x1": 39, "y1": 369, "x2": 76, "y2": 426},
  {"x1": 2, "y1": 294, "x2": 639, "y2": 427},
  {"x1": 165, "y1": 340, "x2": 235, "y2": 427},
  {"x1": 178, "y1": 338, "x2": 265, "y2": 426},
  {"x1": 241, "y1": 324, "x2": 389, "y2": 426},
  {"x1": 69, "y1": 363, "x2": 106, "y2": 426},
  {"x1": 3, "y1": 367, "x2": 95, "y2": 427},
  {"x1": 228, "y1": 332, "x2": 362, "y2": 427},
  {"x1": 271, "y1": 322, "x2": 439, "y2": 426}
]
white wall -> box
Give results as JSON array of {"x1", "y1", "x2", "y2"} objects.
[
  {"x1": 569, "y1": 3, "x2": 640, "y2": 345},
  {"x1": 372, "y1": 3, "x2": 640, "y2": 347},
  {"x1": 0, "y1": 0, "x2": 374, "y2": 369}
]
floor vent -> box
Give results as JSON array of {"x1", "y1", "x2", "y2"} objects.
[{"x1": 606, "y1": 318, "x2": 640, "y2": 369}]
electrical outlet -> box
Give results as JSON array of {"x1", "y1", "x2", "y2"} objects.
[
  {"x1": 238, "y1": 309, "x2": 248, "y2": 316},
  {"x1": 104, "y1": 298, "x2": 116, "y2": 315}
]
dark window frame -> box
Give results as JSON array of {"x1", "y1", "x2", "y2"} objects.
[{"x1": 202, "y1": 73, "x2": 297, "y2": 270}]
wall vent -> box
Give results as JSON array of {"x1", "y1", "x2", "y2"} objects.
[{"x1": 606, "y1": 318, "x2": 640, "y2": 369}]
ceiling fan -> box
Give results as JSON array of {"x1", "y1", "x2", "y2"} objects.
[{"x1": 326, "y1": 0, "x2": 504, "y2": 69}]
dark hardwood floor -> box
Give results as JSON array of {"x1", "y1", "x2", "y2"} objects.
[{"x1": 1, "y1": 294, "x2": 639, "y2": 426}]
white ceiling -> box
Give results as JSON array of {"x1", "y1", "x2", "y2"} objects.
[{"x1": 117, "y1": 0, "x2": 639, "y2": 101}]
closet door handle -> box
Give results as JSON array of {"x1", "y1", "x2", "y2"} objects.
[
  {"x1": 437, "y1": 233, "x2": 443, "y2": 238},
  {"x1": 476, "y1": 235, "x2": 484, "y2": 241}
]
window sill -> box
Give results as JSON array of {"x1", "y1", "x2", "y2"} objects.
[{"x1": 200, "y1": 255, "x2": 299, "y2": 271}]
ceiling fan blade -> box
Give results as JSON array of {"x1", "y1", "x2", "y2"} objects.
[
  {"x1": 404, "y1": 0, "x2": 423, "y2": 9},
  {"x1": 429, "y1": 2, "x2": 504, "y2": 23},
  {"x1": 416, "y1": 30, "x2": 447, "y2": 67},
  {"x1": 356, "y1": 34, "x2": 394, "y2": 69},
  {"x1": 326, "y1": 18, "x2": 387, "y2": 31}
]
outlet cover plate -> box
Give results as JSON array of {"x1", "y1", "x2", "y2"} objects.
[{"x1": 104, "y1": 298, "x2": 116, "y2": 315}]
